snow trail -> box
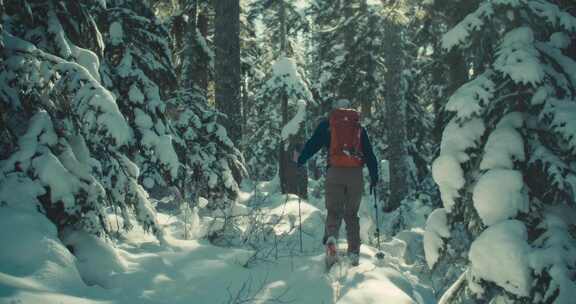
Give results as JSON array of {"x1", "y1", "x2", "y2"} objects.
[{"x1": 0, "y1": 180, "x2": 435, "y2": 303}]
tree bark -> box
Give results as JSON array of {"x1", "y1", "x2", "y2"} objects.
[
  {"x1": 196, "y1": 9, "x2": 209, "y2": 92},
  {"x1": 339, "y1": 0, "x2": 356, "y2": 104},
  {"x1": 180, "y1": 0, "x2": 197, "y2": 89},
  {"x1": 383, "y1": 17, "x2": 408, "y2": 210},
  {"x1": 279, "y1": 0, "x2": 287, "y2": 54},
  {"x1": 214, "y1": 0, "x2": 242, "y2": 145}
]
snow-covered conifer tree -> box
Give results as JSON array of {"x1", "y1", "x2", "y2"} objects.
[
  {"x1": 168, "y1": 90, "x2": 246, "y2": 210},
  {"x1": 248, "y1": 0, "x2": 309, "y2": 56},
  {"x1": 0, "y1": 0, "x2": 163, "y2": 240},
  {"x1": 245, "y1": 56, "x2": 314, "y2": 182},
  {"x1": 102, "y1": 0, "x2": 245, "y2": 212},
  {"x1": 307, "y1": 1, "x2": 397, "y2": 117},
  {"x1": 169, "y1": 0, "x2": 213, "y2": 90},
  {"x1": 244, "y1": 0, "x2": 312, "y2": 185},
  {"x1": 99, "y1": 4, "x2": 181, "y2": 191},
  {"x1": 426, "y1": 1, "x2": 576, "y2": 302}
]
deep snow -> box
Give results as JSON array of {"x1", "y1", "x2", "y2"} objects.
[{"x1": 0, "y1": 180, "x2": 435, "y2": 304}]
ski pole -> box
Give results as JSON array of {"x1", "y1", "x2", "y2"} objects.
[
  {"x1": 298, "y1": 181, "x2": 303, "y2": 253},
  {"x1": 373, "y1": 186, "x2": 385, "y2": 259}
]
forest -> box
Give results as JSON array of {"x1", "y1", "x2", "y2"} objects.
[{"x1": 0, "y1": 0, "x2": 575, "y2": 303}]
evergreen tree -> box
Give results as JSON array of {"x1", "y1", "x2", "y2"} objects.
[
  {"x1": 147, "y1": 0, "x2": 246, "y2": 210},
  {"x1": 168, "y1": 90, "x2": 245, "y2": 211},
  {"x1": 240, "y1": 3, "x2": 272, "y2": 152},
  {"x1": 169, "y1": 0, "x2": 213, "y2": 91},
  {"x1": 245, "y1": 56, "x2": 314, "y2": 194},
  {"x1": 307, "y1": 0, "x2": 385, "y2": 113},
  {"x1": 248, "y1": 0, "x2": 309, "y2": 57},
  {"x1": 108, "y1": 0, "x2": 245, "y2": 211},
  {"x1": 99, "y1": 3, "x2": 181, "y2": 191},
  {"x1": 244, "y1": 0, "x2": 311, "y2": 190},
  {"x1": 0, "y1": 0, "x2": 164, "y2": 240},
  {"x1": 425, "y1": 1, "x2": 576, "y2": 302}
]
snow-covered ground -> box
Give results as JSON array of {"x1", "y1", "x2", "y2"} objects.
[{"x1": 0, "y1": 180, "x2": 435, "y2": 304}]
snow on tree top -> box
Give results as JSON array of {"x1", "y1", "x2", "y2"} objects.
[
  {"x1": 267, "y1": 56, "x2": 314, "y2": 103},
  {"x1": 110, "y1": 21, "x2": 124, "y2": 46}
]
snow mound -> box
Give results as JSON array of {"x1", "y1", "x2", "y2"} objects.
[
  {"x1": 337, "y1": 265, "x2": 417, "y2": 304},
  {"x1": 61, "y1": 229, "x2": 127, "y2": 289},
  {"x1": 469, "y1": 220, "x2": 532, "y2": 297},
  {"x1": 480, "y1": 112, "x2": 525, "y2": 170},
  {"x1": 423, "y1": 208, "x2": 450, "y2": 269},
  {"x1": 440, "y1": 118, "x2": 486, "y2": 163},
  {"x1": 0, "y1": 173, "x2": 45, "y2": 212},
  {"x1": 473, "y1": 169, "x2": 528, "y2": 226},
  {"x1": 0, "y1": 207, "x2": 93, "y2": 301},
  {"x1": 432, "y1": 155, "x2": 464, "y2": 212}
]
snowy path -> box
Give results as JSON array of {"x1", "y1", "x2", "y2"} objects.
[
  {"x1": 0, "y1": 184, "x2": 435, "y2": 304},
  {"x1": 105, "y1": 233, "x2": 426, "y2": 304}
]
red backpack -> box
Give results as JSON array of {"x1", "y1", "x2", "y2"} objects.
[{"x1": 329, "y1": 109, "x2": 364, "y2": 167}]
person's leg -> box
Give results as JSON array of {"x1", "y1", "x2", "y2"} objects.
[
  {"x1": 324, "y1": 169, "x2": 345, "y2": 244},
  {"x1": 343, "y1": 168, "x2": 363, "y2": 255}
]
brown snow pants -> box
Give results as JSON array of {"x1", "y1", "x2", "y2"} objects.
[{"x1": 324, "y1": 167, "x2": 363, "y2": 254}]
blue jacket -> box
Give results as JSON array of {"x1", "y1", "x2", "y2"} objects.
[{"x1": 297, "y1": 120, "x2": 379, "y2": 183}]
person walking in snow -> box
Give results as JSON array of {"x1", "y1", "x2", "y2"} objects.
[{"x1": 297, "y1": 99, "x2": 378, "y2": 268}]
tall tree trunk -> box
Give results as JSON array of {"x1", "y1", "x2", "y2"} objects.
[
  {"x1": 383, "y1": 17, "x2": 408, "y2": 210},
  {"x1": 361, "y1": 2, "x2": 375, "y2": 117},
  {"x1": 196, "y1": 9, "x2": 209, "y2": 92},
  {"x1": 339, "y1": 0, "x2": 355, "y2": 104},
  {"x1": 180, "y1": 0, "x2": 197, "y2": 89},
  {"x1": 279, "y1": 0, "x2": 287, "y2": 55},
  {"x1": 277, "y1": 1, "x2": 307, "y2": 198},
  {"x1": 214, "y1": 0, "x2": 242, "y2": 145}
]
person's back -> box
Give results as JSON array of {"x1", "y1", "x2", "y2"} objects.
[{"x1": 297, "y1": 99, "x2": 378, "y2": 268}]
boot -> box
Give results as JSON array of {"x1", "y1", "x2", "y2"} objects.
[
  {"x1": 325, "y1": 236, "x2": 337, "y2": 269},
  {"x1": 348, "y1": 252, "x2": 359, "y2": 266}
]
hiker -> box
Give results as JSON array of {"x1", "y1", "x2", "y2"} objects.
[{"x1": 297, "y1": 99, "x2": 378, "y2": 267}]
